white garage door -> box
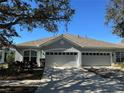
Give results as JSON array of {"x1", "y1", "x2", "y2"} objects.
[
  {"x1": 45, "y1": 52, "x2": 78, "y2": 67},
  {"x1": 82, "y1": 52, "x2": 111, "y2": 66}
]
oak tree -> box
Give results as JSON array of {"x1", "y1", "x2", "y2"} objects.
[
  {"x1": 105, "y1": 0, "x2": 124, "y2": 37},
  {"x1": 0, "y1": 0, "x2": 74, "y2": 46}
]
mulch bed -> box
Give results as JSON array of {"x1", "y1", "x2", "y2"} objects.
[
  {"x1": 0, "y1": 86, "x2": 37, "y2": 93},
  {"x1": 0, "y1": 69, "x2": 44, "y2": 80}
]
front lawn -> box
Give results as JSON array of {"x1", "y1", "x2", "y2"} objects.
[{"x1": 0, "y1": 86, "x2": 37, "y2": 93}]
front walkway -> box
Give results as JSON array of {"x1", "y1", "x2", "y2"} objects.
[{"x1": 35, "y1": 67, "x2": 124, "y2": 93}]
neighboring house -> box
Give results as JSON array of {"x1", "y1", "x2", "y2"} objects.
[{"x1": 15, "y1": 34, "x2": 124, "y2": 67}]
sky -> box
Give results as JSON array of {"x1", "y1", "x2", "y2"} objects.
[{"x1": 14, "y1": 0, "x2": 123, "y2": 44}]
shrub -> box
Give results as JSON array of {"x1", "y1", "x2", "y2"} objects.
[
  {"x1": 6, "y1": 51, "x2": 15, "y2": 64},
  {"x1": 5, "y1": 51, "x2": 16, "y2": 74}
]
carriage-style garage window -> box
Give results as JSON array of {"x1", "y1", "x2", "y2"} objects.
[
  {"x1": 23, "y1": 50, "x2": 37, "y2": 62},
  {"x1": 45, "y1": 52, "x2": 78, "y2": 55},
  {"x1": 46, "y1": 52, "x2": 49, "y2": 55},
  {"x1": 82, "y1": 52, "x2": 110, "y2": 56}
]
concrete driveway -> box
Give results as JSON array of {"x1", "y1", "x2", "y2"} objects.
[{"x1": 35, "y1": 67, "x2": 124, "y2": 93}]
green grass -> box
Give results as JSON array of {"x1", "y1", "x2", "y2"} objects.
[{"x1": 118, "y1": 62, "x2": 124, "y2": 68}]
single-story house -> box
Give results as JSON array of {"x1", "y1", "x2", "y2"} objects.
[{"x1": 15, "y1": 34, "x2": 124, "y2": 67}]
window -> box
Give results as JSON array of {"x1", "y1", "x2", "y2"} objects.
[
  {"x1": 82, "y1": 53, "x2": 85, "y2": 55},
  {"x1": 96, "y1": 53, "x2": 99, "y2": 55},
  {"x1": 63, "y1": 52, "x2": 66, "y2": 55},
  {"x1": 66, "y1": 52, "x2": 70, "y2": 55},
  {"x1": 31, "y1": 51, "x2": 37, "y2": 57},
  {"x1": 59, "y1": 52, "x2": 62, "y2": 55},
  {"x1": 23, "y1": 50, "x2": 37, "y2": 62},
  {"x1": 89, "y1": 53, "x2": 92, "y2": 55},
  {"x1": 70, "y1": 52, "x2": 73, "y2": 55},
  {"x1": 46, "y1": 52, "x2": 49, "y2": 55},
  {"x1": 24, "y1": 51, "x2": 29, "y2": 57},
  {"x1": 85, "y1": 53, "x2": 89, "y2": 55},
  {"x1": 107, "y1": 53, "x2": 110, "y2": 55},
  {"x1": 116, "y1": 52, "x2": 124, "y2": 62},
  {"x1": 54, "y1": 52, "x2": 58, "y2": 55},
  {"x1": 93, "y1": 53, "x2": 96, "y2": 55},
  {"x1": 50, "y1": 52, "x2": 53, "y2": 55},
  {"x1": 74, "y1": 52, "x2": 77, "y2": 55},
  {"x1": 103, "y1": 53, "x2": 106, "y2": 55}
]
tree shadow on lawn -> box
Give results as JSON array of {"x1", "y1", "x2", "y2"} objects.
[
  {"x1": 86, "y1": 68, "x2": 124, "y2": 84},
  {"x1": 35, "y1": 67, "x2": 124, "y2": 93}
]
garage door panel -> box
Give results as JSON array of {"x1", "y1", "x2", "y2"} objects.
[
  {"x1": 46, "y1": 52, "x2": 78, "y2": 67},
  {"x1": 82, "y1": 53, "x2": 111, "y2": 66}
]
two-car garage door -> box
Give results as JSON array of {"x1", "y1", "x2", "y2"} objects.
[
  {"x1": 45, "y1": 52, "x2": 78, "y2": 67},
  {"x1": 82, "y1": 52, "x2": 111, "y2": 66},
  {"x1": 45, "y1": 52, "x2": 111, "y2": 67}
]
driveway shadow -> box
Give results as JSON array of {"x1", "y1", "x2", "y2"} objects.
[{"x1": 35, "y1": 67, "x2": 124, "y2": 93}]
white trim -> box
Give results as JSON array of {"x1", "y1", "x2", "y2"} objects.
[
  {"x1": 110, "y1": 52, "x2": 113, "y2": 65},
  {"x1": 77, "y1": 51, "x2": 82, "y2": 67}
]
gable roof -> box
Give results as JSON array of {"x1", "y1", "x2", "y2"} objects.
[{"x1": 16, "y1": 34, "x2": 124, "y2": 49}]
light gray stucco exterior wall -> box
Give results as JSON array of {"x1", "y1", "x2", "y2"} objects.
[{"x1": 15, "y1": 50, "x2": 23, "y2": 62}]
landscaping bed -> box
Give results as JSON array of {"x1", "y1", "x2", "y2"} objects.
[
  {"x1": 86, "y1": 67, "x2": 124, "y2": 82},
  {"x1": 0, "y1": 69, "x2": 44, "y2": 80},
  {"x1": 0, "y1": 86, "x2": 37, "y2": 93}
]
